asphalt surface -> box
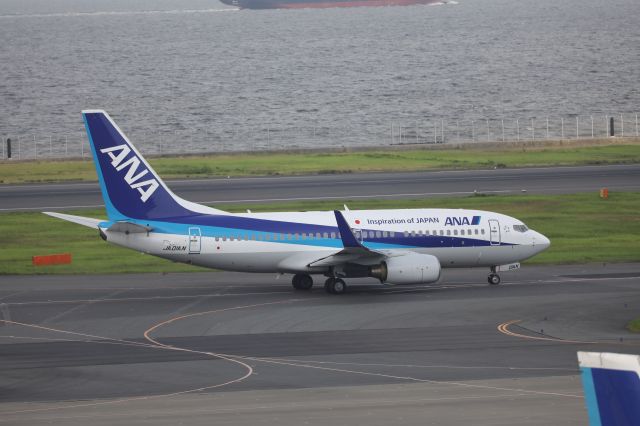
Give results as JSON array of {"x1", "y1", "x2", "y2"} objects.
[
  {"x1": 2, "y1": 263, "x2": 640, "y2": 425},
  {"x1": 1, "y1": 164, "x2": 639, "y2": 211}
]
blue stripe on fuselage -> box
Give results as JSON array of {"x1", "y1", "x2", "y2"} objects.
[{"x1": 100, "y1": 217, "x2": 514, "y2": 249}]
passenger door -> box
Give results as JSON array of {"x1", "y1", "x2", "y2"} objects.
[{"x1": 488, "y1": 220, "x2": 500, "y2": 246}]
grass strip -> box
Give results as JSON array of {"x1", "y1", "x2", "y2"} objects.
[
  {"x1": 627, "y1": 318, "x2": 640, "y2": 333},
  {"x1": 1, "y1": 144, "x2": 640, "y2": 184},
  {"x1": 0, "y1": 192, "x2": 639, "y2": 275}
]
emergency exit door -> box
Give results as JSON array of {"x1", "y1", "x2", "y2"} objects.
[{"x1": 189, "y1": 227, "x2": 201, "y2": 254}]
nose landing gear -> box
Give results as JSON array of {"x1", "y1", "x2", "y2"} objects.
[
  {"x1": 488, "y1": 273, "x2": 501, "y2": 285},
  {"x1": 488, "y1": 266, "x2": 501, "y2": 285}
]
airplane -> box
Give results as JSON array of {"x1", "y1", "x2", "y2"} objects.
[
  {"x1": 578, "y1": 351, "x2": 640, "y2": 425},
  {"x1": 44, "y1": 110, "x2": 550, "y2": 294}
]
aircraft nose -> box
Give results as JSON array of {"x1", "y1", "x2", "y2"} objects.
[{"x1": 534, "y1": 232, "x2": 551, "y2": 251}]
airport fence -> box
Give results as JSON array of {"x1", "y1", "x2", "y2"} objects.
[{"x1": 1, "y1": 113, "x2": 639, "y2": 160}]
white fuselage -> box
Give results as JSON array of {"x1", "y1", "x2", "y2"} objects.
[{"x1": 101, "y1": 208, "x2": 550, "y2": 274}]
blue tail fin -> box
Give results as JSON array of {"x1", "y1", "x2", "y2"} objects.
[
  {"x1": 578, "y1": 351, "x2": 640, "y2": 426},
  {"x1": 82, "y1": 110, "x2": 224, "y2": 221}
]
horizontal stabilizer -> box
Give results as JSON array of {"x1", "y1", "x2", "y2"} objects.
[
  {"x1": 107, "y1": 221, "x2": 152, "y2": 234},
  {"x1": 43, "y1": 212, "x2": 103, "y2": 229}
]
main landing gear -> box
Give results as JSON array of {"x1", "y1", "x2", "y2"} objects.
[
  {"x1": 291, "y1": 274, "x2": 348, "y2": 294},
  {"x1": 488, "y1": 267, "x2": 501, "y2": 285},
  {"x1": 291, "y1": 274, "x2": 347, "y2": 294},
  {"x1": 324, "y1": 277, "x2": 347, "y2": 295},
  {"x1": 292, "y1": 274, "x2": 313, "y2": 290}
]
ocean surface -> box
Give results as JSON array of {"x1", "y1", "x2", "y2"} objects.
[{"x1": 0, "y1": 0, "x2": 638, "y2": 158}]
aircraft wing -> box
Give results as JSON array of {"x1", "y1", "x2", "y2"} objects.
[{"x1": 308, "y1": 211, "x2": 385, "y2": 267}]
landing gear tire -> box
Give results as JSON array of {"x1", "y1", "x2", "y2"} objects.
[
  {"x1": 488, "y1": 274, "x2": 501, "y2": 285},
  {"x1": 292, "y1": 274, "x2": 313, "y2": 290},
  {"x1": 324, "y1": 278, "x2": 347, "y2": 295}
]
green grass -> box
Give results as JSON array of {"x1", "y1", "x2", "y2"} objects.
[
  {"x1": 1, "y1": 144, "x2": 640, "y2": 184},
  {"x1": 627, "y1": 317, "x2": 640, "y2": 333},
  {"x1": 1, "y1": 192, "x2": 639, "y2": 275}
]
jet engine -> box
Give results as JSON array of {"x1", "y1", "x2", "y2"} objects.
[{"x1": 369, "y1": 253, "x2": 441, "y2": 285}]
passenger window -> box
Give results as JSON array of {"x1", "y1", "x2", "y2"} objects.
[
  {"x1": 383, "y1": 231, "x2": 388, "y2": 238},
  {"x1": 475, "y1": 229, "x2": 479, "y2": 235},
  {"x1": 215, "y1": 237, "x2": 219, "y2": 242},
  {"x1": 301, "y1": 233, "x2": 306, "y2": 240},
  {"x1": 316, "y1": 233, "x2": 321, "y2": 239},
  {"x1": 447, "y1": 230, "x2": 451, "y2": 236},
  {"x1": 460, "y1": 230, "x2": 465, "y2": 235},
  {"x1": 222, "y1": 236, "x2": 227, "y2": 241},
  {"x1": 454, "y1": 230, "x2": 458, "y2": 236},
  {"x1": 403, "y1": 231, "x2": 409, "y2": 237},
  {"x1": 376, "y1": 231, "x2": 382, "y2": 238},
  {"x1": 481, "y1": 229, "x2": 485, "y2": 235},
  {"x1": 439, "y1": 230, "x2": 444, "y2": 236},
  {"x1": 390, "y1": 231, "x2": 395, "y2": 238}
]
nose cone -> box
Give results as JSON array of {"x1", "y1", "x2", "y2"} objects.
[{"x1": 534, "y1": 231, "x2": 551, "y2": 252}]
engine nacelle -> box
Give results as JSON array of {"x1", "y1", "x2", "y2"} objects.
[{"x1": 370, "y1": 253, "x2": 441, "y2": 285}]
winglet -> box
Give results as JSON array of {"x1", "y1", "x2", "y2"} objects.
[
  {"x1": 578, "y1": 351, "x2": 640, "y2": 425},
  {"x1": 333, "y1": 210, "x2": 363, "y2": 249}
]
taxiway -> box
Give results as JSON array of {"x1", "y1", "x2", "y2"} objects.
[{"x1": 1, "y1": 263, "x2": 639, "y2": 424}]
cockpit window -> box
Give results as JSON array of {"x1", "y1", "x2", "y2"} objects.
[{"x1": 513, "y1": 224, "x2": 529, "y2": 233}]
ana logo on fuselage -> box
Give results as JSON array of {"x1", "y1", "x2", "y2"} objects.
[
  {"x1": 445, "y1": 216, "x2": 481, "y2": 226},
  {"x1": 100, "y1": 144, "x2": 159, "y2": 203}
]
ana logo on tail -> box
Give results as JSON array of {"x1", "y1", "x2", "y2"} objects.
[{"x1": 100, "y1": 144, "x2": 159, "y2": 202}]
